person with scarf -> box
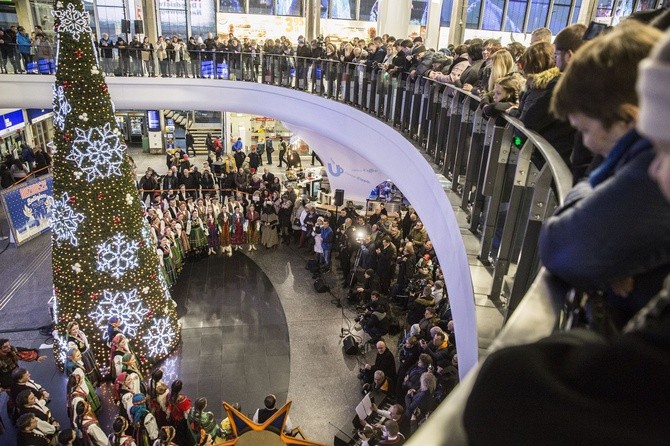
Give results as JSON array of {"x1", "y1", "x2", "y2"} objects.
[
  {"x1": 65, "y1": 351, "x2": 101, "y2": 413},
  {"x1": 110, "y1": 333, "x2": 135, "y2": 380},
  {"x1": 186, "y1": 397, "x2": 223, "y2": 445},
  {"x1": 114, "y1": 372, "x2": 136, "y2": 422},
  {"x1": 66, "y1": 322, "x2": 101, "y2": 387},
  {"x1": 130, "y1": 394, "x2": 159, "y2": 446}
]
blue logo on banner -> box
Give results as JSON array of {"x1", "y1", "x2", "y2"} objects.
[{"x1": 327, "y1": 162, "x2": 344, "y2": 177}]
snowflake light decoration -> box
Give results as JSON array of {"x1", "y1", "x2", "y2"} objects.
[
  {"x1": 143, "y1": 317, "x2": 176, "y2": 358},
  {"x1": 50, "y1": 192, "x2": 84, "y2": 246},
  {"x1": 89, "y1": 289, "x2": 148, "y2": 340},
  {"x1": 52, "y1": 85, "x2": 71, "y2": 131},
  {"x1": 97, "y1": 233, "x2": 139, "y2": 279},
  {"x1": 52, "y1": 3, "x2": 92, "y2": 41},
  {"x1": 66, "y1": 123, "x2": 125, "y2": 182}
]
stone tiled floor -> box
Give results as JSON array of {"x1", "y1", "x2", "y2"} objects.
[{"x1": 0, "y1": 147, "x2": 504, "y2": 444}]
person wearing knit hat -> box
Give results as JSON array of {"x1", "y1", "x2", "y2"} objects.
[
  {"x1": 456, "y1": 24, "x2": 670, "y2": 446},
  {"x1": 638, "y1": 30, "x2": 670, "y2": 202}
]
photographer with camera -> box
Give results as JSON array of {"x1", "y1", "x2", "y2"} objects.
[
  {"x1": 348, "y1": 269, "x2": 381, "y2": 305},
  {"x1": 356, "y1": 291, "x2": 390, "y2": 345}
]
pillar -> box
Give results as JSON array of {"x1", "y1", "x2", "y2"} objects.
[
  {"x1": 305, "y1": 0, "x2": 321, "y2": 42},
  {"x1": 377, "y1": 0, "x2": 411, "y2": 39},
  {"x1": 448, "y1": 0, "x2": 467, "y2": 46},
  {"x1": 14, "y1": 0, "x2": 35, "y2": 32},
  {"x1": 576, "y1": 0, "x2": 599, "y2": 25},
  {"x1": 142, "y1": 0, "x2": 159, "y2": 42},
  {"x1": 425, "y1": 0, "x2": 443, "y2": 50}
]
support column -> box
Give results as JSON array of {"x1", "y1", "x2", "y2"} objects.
[
  {"x1": 425, "y1": 0, "x2": 443, "y2": 50},
  {"x1": 305, "y1": 0, "x2": 320, "y2": 41},
  {"x1": 576, "y1": 0, "x2": 599, "y2": 24},
  {"x1": 14, "y1": 0, "x2": 35, "y2": 32},
  {"x1": 377, "y1": 0, "x2": 411, "y2": 39},
  {"x1": 143, "y1": 0, "x2": 159, "y2": 42},
  {"x1": 448, "y1": 0, "x2": 467, "y2": 46}
]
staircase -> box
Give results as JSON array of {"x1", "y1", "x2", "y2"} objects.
[
  {"x1": 188, "y1": 126, "x2": 223, "y2": 156},
  {"x1": 164, "y1": 110, "x2": 189, "y2": 128}
]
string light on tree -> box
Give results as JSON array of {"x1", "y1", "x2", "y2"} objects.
[
  {"x1": 96, "y1": 233, "x2": 139, "y2": 279},
  {"x1": 52, "y1": 85, "x2": 70, "y2": 131},
  {"x1": 66, "y1": 123, "x2": 125, "y2": 182},
  {"x1": 52, "y1": 2, "x2": 92, "y2": 41},
  {"x1": 50, "y1": 192, "x2": 85, "y2": 246},
  {"x1": 89, "y1": 289, "x2": 148, "y2": 340},
  {"x1": 51, "y1": 0, "x2": 180, "y2": 371},
  {"x1": 143, "y1": 317, "x2": 177, "y2": 358}
]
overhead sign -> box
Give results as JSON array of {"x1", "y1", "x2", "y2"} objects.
[{"x1": 0, "y1": 109, "x2": 26, "y2": 137}]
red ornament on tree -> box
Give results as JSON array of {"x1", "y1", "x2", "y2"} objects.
[
  {"x1": 101, "y1": 84, "x2": 108, "y2": 93},
  {"x1": 68, "y1": 195, "x2": 76, "y2": 204},
  {"x1": 62, "y1": 80, "x2": 71, "y2": 89},
  {"x1": 113, "y1": 216, "x2": 121, "y2": 224},
  {"x1": 147, "y1": 310, "x2": 154, "y2": 317},
  {"x1": 149, "y1": 274, "x2": 156, "y2": 279},
  {"x1": 91, "y1": 292, "x2": 100, "y2": 300},
  {"x1": 97, "y1": 192, "x2": 104, "y2": 200},
  {"x1": 74, "y1": 49, "x2": 84, "y2": 59}
]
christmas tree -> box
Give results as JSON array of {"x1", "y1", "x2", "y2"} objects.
[{"x1": 50, "y1": 0, "x2": 180, "y2": 369}]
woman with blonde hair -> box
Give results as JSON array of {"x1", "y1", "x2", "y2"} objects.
[{"x1": 487, "y1": 49, "x2": 516, "y2": 92}]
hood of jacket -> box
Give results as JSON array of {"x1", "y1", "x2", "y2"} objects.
[{"x1": 528, "y1": 67, "x2": 560, "y2": 90}]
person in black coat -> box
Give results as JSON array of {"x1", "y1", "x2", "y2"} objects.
[
  {"x1": 185, "y1": 131, "x2": 195, "y2": 157},
  {"x1": 360, "y1": 340, "x2": 397, "y2": 387}
]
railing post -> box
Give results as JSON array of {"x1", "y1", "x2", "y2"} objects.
[
  {"x1": 442, "y1": 92, "x2": 462, "y2": 175},
  {"x1": 343, "y1": 63, "x2": 352, "y2": 104},
  {"x1": 391, "y1": 74, "x2": 404, "y2": 127},
  {"x1": 469, "y1": 120, "x2": 498, "y2": 233},
  {"x1": 361, "y1": 67, "x2": 370, "y2": 110},
  {"x1": 478, "y1": 125, "x2": 514, "y2": 263},
  {"x1": 450, "y1": 97, "x2": 475, "y2": 193},
  {"x1": 368, "y1": 68, "x2": 378, "y2": 113},
  {"x1": 433, "y1": 87, "x2": 451, "y2": 165},
  {"x1": 426, "y1": 83, "x2": 442, "y2": 155},
  {"x1": 408, "y1": 77, "x2": 422, "y2": 138},
  {"x1": 506, "y1": 165, "x2": 558, "y2": 318},
  {"x1": 460, "y1": 108, "x2": 487, "y2": 211},
  {"x1": 489, "y1": 140, "x2": 535, "y2": 301},
  {"x1": 401, "y1": 76, "x2": 414, "y2": 132},
  {"x1": 417, "y1": 80, "x2": 433, "y2": 149}
]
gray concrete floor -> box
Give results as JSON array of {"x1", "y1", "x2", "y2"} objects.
[{"x1": 0, "y1": 146, "x2": 503, "y2": 444}]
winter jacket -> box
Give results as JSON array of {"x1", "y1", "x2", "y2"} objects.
[{"x1": 540, "y1": 130, "x2": 670, "y2": 319}]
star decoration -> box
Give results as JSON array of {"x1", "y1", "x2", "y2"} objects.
[
  {"x1": 218, "y1": 402, "x2": 325, "y2": 446},
  {"x1": 52, "y1": 3, "x2": 92, "y2": 41},
  {"x1": 66, "y1": 123, "x2": 125, "y2": 182}
]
